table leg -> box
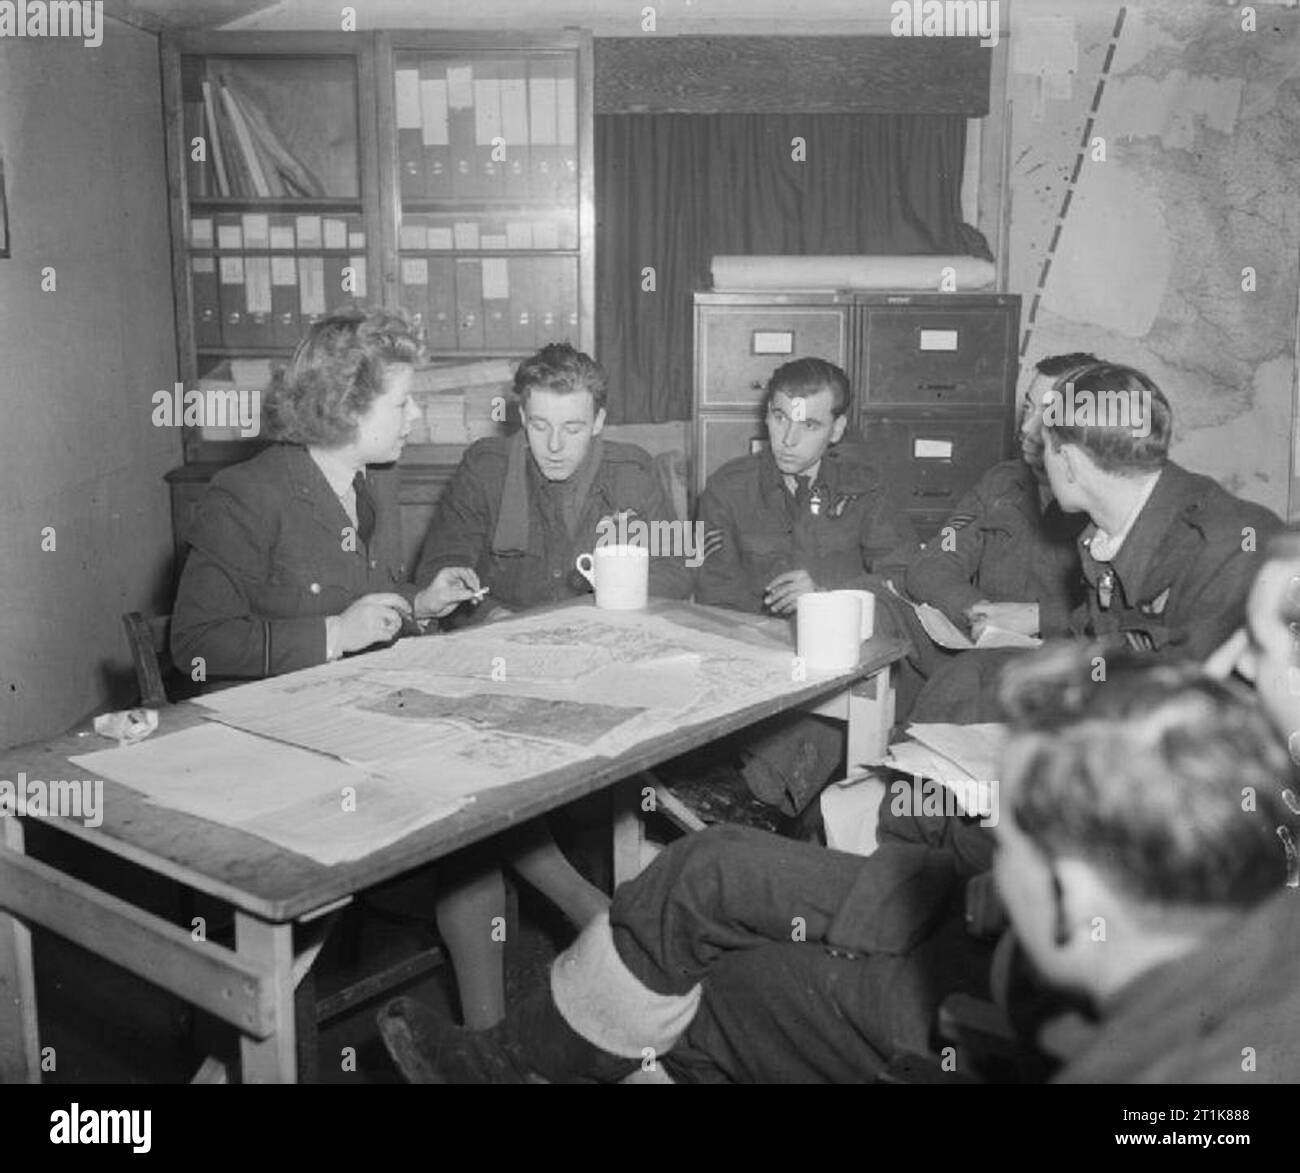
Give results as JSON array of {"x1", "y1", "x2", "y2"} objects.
[
  {"x1": 611, "y1": 777, "x2": 645, "y2": 888},
  {"x1": 235, "y1": 913, "x2": 297, "y2": 1083},
  {"x1": 846, "y1": 666, "x2": 896, "y2": 770},
  {"x1": 0, "y1": 818, "x2": 40, "y2": 1083}
]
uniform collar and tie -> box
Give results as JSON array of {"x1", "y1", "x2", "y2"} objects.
[
  {"x1": 1087, "y1": 469, "x2": 1162, "y2": 564},
  {"x1": 1082, "y1": 466, "x2": 1173, "y2": 611},
  {"x1": 308, "y1": 446, "x2": 374, "y2": 545}
]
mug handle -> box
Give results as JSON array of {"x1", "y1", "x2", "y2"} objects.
[{"x1": 574, "y1": 552, "x2": 596, "y2": 589}]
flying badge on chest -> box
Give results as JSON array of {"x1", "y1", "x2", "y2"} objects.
[
  {"x1": 823, "y1": 490, "x2": 861, "y2": 519},
  {"x1": 1139, "y1": 586, "x2": 1172, "y2": 616}
]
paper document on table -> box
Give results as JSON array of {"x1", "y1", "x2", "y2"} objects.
[
  {"x1": 372, "y1": 633, "x2": 613, "y2": 680},
  {"x1": 70, "y1": 722, "x2": 470, "y2": 866},
  {"x1": 192, "y1": 608, "x2": 808, "y2": 792}
]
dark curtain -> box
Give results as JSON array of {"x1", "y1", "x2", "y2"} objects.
[{"x1": 596, "y1": 113, "x2": 991, "y2": 423}]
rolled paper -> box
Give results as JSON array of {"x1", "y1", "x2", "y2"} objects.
[{"x1": 710, "y1": 254, "x2": 997, "y2": 292}]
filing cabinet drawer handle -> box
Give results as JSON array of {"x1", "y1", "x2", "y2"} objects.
[
  {"x1": 919, "y1": 383, "x2": 960, "y2": 392},
  {"x1": 912, "y1": 488, "x2": 953, "y2": 499}
]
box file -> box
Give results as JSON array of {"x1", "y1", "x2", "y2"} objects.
[
  {"x1": 270, "y1": 254, "x2": 299, "y2": 348},
  {"x1": 455, "y1": 257, "x2": 485, "y2": 349},
  {"x1": 244, "y1": 255, "x2": 274, "y2": 344},
  {"x1": 395, "y1": 66, "x2": 425, "y2": 200},
  {"x1": 425, "y1": 258, "x2": 458, "y2": 350},
  {"x1": 192, "y1": 255, "x2": 222, "y2": 349},
  {"x1": 219, "y1": 255, "x2": 251, "y2": 347},
  {"x1": 419, "y1": 62, "x2": 451, "y2": 199}
]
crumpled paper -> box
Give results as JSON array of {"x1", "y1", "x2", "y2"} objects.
[{"x1": 93, "y1": 707, "x2": 159, "y2": 747}]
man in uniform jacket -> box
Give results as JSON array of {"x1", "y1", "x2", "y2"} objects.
[
  {"x1": 904, "y1": 352, "x2": 1097, "y2": 641},
  {"x1": 994, "y1": 639, "x2": 1299, "y2": 1084},
  {"x1": 911, "y1": 362, "x2": 1282, "y2": 722},
  {"x1": 689, "y1": 358, "x2": 923, "y2": 817},
  {"x1": 413, "y1": 343, "x2": 691, "y2": 619}
]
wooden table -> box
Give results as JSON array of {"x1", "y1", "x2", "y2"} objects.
[{"x1": 0, "y1": 600, "x2": 905, "y2": 1083}]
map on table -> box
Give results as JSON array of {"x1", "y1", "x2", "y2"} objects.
[
  {"x1": 359, "y1": 688, "x2": 646, "y2": 748},
  {"x1": 91, "y1": 607, "x2": 812, "y2": 865}
]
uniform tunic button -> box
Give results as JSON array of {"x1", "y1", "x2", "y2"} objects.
[
  {"x1": 309, "y1": 582, "x2": 321, "y2": 595},
  {"x1": 370, "y1": 559, "x2": 377, "y2": 569},
  {"x1": 552, "y1": 569, "x2": 562, "y2": 578}
]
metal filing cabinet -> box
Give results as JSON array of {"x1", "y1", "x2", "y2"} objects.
[{"x1": 692, "y1": 290, "x2": 1021, "y2": 539}]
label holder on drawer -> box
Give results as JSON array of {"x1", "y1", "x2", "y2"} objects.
[
  {"x1": 751, "y1": 329, "x2": 794, "y2": 355},
  {"x1": 913, "y1": 437, "x2": 954, "y2": 460}
]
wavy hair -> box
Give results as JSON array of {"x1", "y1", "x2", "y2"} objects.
[{"x1": 263, "y1": 306, "x2": 425, "y2": 447}]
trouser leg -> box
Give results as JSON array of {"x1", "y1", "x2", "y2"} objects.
[
  {"x1": 739, "y1": 714, "x2": 845, "y2": 816},
  {"x1": 665, "y1": 912, "x2": 993, "y2": 1083},
  {"x1": 610, "y1": 825, "x2": 868, "y2": 991},
  {"x1": 909, "y1": 648, "x2": 1027, "y2": 724}
]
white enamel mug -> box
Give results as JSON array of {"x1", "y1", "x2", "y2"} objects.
[
  {"x1": 796, "y1": 589, "x2": 876, "y2": 670},
  {"x1": 575, "y1": 544, "x2": 650, "y2": 610}
]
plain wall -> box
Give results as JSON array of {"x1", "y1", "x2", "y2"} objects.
[{"x1": 0, "y1": 23, "x2": 180, "y2": 749}]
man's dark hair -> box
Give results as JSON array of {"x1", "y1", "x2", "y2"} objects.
[
  {"x1": 998, "y1": 644, "x2": 1295, "y2": 911},
  {"x1": 1035, "y1": 352, "x2": 1099, "y2": 378},
  {"x1": 513, "y1": 342, "x2": 608, "y2": 412},
  {"x1": 1042, "y1": 361, "x2": 1172, "y2": 474},
  {"x1": 765, "y1": 358, "x2": 851, "y2": 418}
]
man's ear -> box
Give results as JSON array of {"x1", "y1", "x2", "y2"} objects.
[
  {"x1": 1054, "y1": 856, "x2": 1113, "y2": 946},
  {"x1": 830, "y1": 414, "x2": 848, "y2": 445},
  {"x1": 592, "y1": 406, "x2": 607, "y2": 436},
  {"x1": 1060, "y1": 442, "x2": 1085, "y2": 484}
]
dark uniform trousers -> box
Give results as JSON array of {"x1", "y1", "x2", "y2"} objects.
[{"x1": 608, "y1": 799, "x2": 995, "y2": 1082}]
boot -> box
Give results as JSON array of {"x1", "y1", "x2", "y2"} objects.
[
  {"x1": 377, "y1": 988, "x2": 639, "y2": 1084},
  {"x1": 379, "y1": 911, "x2": 701, "y2": 1083}
]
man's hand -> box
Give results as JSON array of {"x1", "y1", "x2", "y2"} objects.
[
  {"x1": 964, "y1": 871, "x2": 1007, "y2": 939},
  {"x1": 415, "y1": 567, "x2": 482, "y2": 619},
  {"x1": 763, "y1": 570, "x2": 818, "y2": 616},
  {"x1": 967, "y1": 600, "x2": 1039, "y2": 641},
  {"x1": 335, "y1": 593, "x2": 412, "y2": 654}
]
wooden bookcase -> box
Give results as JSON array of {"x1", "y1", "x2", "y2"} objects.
[{"x1": 160, "y1": 30, "x2": 595, "y2": 569}]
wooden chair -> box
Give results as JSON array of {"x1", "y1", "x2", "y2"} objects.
[{"x1": 120, "y1": 612, "x2": 447, "y2": 1081}]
